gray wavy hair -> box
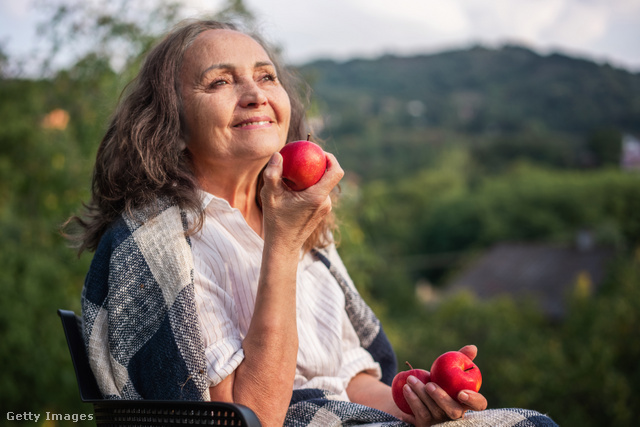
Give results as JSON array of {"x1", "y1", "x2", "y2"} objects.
[{"x1": 66, "y1": 19, "x2": 335, "y2": 254}]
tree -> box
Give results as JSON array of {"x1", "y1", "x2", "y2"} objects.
[
  {"x1": 34, "y1": 0, "x2": 257, "y2": 76},
  {"x1": 585, "y1": 127, "x2": 623, "y2": 167}
]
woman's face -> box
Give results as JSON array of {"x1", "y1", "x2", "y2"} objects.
[{"x1": 179, "y1": 29, "x2": 291, "y2": 171}]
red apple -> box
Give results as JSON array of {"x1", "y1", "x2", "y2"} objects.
[
  {"x1": 279, "y1": 139, "x2": 327, "y2": 191},
  {"x1": 391, "y1": 362, "x2": 431, "y2": 415},
  {"x1": 430, "y1": 351, "x2": 482, "y2": 400}
]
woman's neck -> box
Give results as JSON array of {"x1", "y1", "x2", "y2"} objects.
[{"x1": 195, "y1": 161, "x2": 265, "y2": 237}]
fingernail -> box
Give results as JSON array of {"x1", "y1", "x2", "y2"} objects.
[
  {"x1": 269, "y1": 153, "x2": 281, "y2": 165},
  {"x1": 459, "y1": 391, "x2": 469, "y2": 401},
  {"x1": 407, "y1": 376, "x2": 418, "y2": 385},
  {"x1": 403, "y1": 384, "x2": 415, "y2": 395},
  {"x1": 426, "y1": 382, "x2": 437, "y2": 393}
]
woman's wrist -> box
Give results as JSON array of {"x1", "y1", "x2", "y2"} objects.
[{"x1": 347, "y1": 372, "x2": 400, "y2": 416}]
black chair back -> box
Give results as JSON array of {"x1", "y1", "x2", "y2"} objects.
[
  {"x1": 57, "y1": 309, "x2": 262, "y2": 426},
  {"x1": 58, "y1": 309, "x2": 103, "y2": 401}
]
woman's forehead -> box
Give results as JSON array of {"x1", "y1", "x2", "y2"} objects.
[{"x1": 185, "y1": 29, "x2": 271, "y2": 69}]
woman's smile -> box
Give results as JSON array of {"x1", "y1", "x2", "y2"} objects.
[{"x1": 233, "y1": 115, "x2": 275, "y2": 129}]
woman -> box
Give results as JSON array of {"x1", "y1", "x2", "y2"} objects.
[{"x1": 68, "y1": 19, "x2": 555, "y2": 427}]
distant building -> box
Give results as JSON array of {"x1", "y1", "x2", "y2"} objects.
[
  {"x1": 445, "y1": 241, "x2": 615, "y2": 319},
  {"x1": 621, "y1": 134, "x2": 640, "y2": 171}
]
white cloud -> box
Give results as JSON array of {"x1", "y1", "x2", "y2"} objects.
[
  {"x1": 1, "y1": 0, "x2": 32, "y2": 17},
  {"x1": 348, "y1": 0, "x2": 468, "y2": 34},
  {"x1": 180, "y1": 0, "x2": 225, "y2": 18},
  {"x1": 542, "y1": 1, "x2": 609, "y2": 46},
  {"x1": 459, "y1": 0, "x2": 566, "y2": 43}
]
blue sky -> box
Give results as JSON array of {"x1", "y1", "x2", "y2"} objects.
[{"x1": 2, "y1": 0, "x2": 639, "y2": 72}]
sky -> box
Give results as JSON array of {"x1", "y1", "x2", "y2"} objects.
[{"x1": 1, "y1": 0, "x2": 640, "y2": 73}]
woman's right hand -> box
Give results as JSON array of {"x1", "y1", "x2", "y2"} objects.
[
  {"x1": 260, "y1": 150, "x2": 344, "y2": 252},
  {"x1": 400, "y1": 345, "x2": 488, "y2": 426}
]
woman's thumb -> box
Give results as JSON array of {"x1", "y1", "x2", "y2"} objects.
[{"x1": 262, "y1": 152, "x2": 283, "y2": 188}]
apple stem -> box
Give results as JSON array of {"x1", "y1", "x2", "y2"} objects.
[
  {"x1": 307, "y1": 133, "x2": 311, "y2": 141},
  {"x1": 405, "y1": 361, "x2": 414, "y2": 370}
]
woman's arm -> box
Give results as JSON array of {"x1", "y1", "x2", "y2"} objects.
[
  {"x1": 209, "y1": 152, "x2": 344, "y2": 427},
  {"x1": 209, "y1": 240, "x2": 300, "y2": 426},
  {"x1": 346, "y1": 372, "x2": 406, "y2": 419}
]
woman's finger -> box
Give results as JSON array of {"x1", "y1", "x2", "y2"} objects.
[
  {"x1": 310, "y1": 152, "x2": 344, "y2": 192},
  {"x1": 457, "y1": 390, "x2": 488, "y2": 412},
  {"x1": 402, "y1": 381, "x2": 434, "y2": 424},
  {"x1": 424, "y1": 382, "x2": 467, "y2": 421},
  {"x1": 405, "y1": 376, "x2": 456, "y2": 424},
  {"x1": 459, "y1": 344, "x2": 478, "y2": 361},
  {"x1": 262, "y1": 152, "x2": 284, "y2": 190}
]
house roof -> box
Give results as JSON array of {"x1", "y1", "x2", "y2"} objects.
[{"x1": 446, "y1": 242, "x2": 615, "y2": 318}]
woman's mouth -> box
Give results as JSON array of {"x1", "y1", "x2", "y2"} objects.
[
  {"x1": 234, "y1": 117, "x2": 274, "y2": 129},
  {"x1": 235, "y1": 120, "x2": 271, "y2": 128}
]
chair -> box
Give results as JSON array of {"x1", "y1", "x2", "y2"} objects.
[{"x1": 57, "y1": 309, "x2": 262, "y2": 426}]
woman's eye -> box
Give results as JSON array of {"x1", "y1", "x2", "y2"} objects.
[
  {"x1": 210, "y1": 79, "x2": 228, "y2": 88},
  {"x1": 262, "y1": 73, "x2": 277, "y2": 82}
]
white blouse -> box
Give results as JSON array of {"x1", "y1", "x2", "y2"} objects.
[{"x1": 191, "y1": 192, "x2": 381, "y2": 401}]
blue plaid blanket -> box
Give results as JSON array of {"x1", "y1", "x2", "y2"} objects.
[
  {"x1": 81, "y1": 200, "x2": 557, "y2": 426},
  {"x1": 286, "y1": 390, "x2": 557, "y2": 426}
]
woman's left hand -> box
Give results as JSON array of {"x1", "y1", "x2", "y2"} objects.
[{"x1": 400, "y1": 345, "x2": 488, "y2": 426}]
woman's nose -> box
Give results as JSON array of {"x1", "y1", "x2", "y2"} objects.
[{"x1": 238, "y1": 81, "x2": 268, "y2": 108}]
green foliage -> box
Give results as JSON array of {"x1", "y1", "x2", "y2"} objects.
[
  {"x1": 341, "y1": 162, "x2": 640, "y2": 287},
  {"x1": 35, "y1": 0, "x2": 183, "y2": 74},
  {"x1": 0, "y1": 76, "x2": 94, "y2": 423},
  {"x1": 373, "y1": 256, "x2": 640, "y2": 426},
  {"x1": 469, "y1": 128, "x2": 583, "y2": 172},
  {"x1": 337, "y1": 161, "x2": 640, "y2": 427},
  {"x1": 555, "y1": 258, "x2": 640, "y2": 425},
  {"x1": 585, "y1": 127, "x2": 623, "y2": 167}
]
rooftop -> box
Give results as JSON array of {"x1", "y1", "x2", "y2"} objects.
[{"x1": 445, "y1": 241, "x2": 616, "y2": 318}]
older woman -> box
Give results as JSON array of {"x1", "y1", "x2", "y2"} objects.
[{"x1": 69, "y1": 19, "x2": 556, "y2": 427}]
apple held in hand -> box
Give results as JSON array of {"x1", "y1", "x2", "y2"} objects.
[
  {"x1": 430, "y1": 351, "x2": 482, "y2": 400},
  {"x1": 391, "y1": 362, "x2": 431, "y2": 415},
  {"x1": 279, "y1": 137, "x2": 327, "y2": 191}
]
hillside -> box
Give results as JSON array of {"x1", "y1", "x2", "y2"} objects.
[{"x1": 298, "y1": 45, "x2": 640, "y2": 180}]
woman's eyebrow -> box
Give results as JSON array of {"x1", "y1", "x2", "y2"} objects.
[
  {"x1": 199, "y1": 61, "x2": 275, "y2": 81},
  {"x1": 199, "y1": 63, "x2": 232, "y2": 81},
  {"x1": 254, "y1": 61, "x2": 275, "y2": 69}
]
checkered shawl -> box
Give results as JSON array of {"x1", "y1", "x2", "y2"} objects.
[
  {"x1": 81, "y1": 199, "x2": 210, "y2": 400},
  {"x1": 286, "y1": 391, "x2": 558, "y2": 427},
  {"x1": 80, "y1": 201, "x2": 396, "y2": 400},
  {"x1": 81, "y1": 201, "x2": 557, "y2": 427}
]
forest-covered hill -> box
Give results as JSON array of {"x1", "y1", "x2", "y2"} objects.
[
  {"x1": 299, "y1": 45, "x2": 640, "y2": 180},
  {"x1": 302, "y1": 44, "x2": 640, "y2": 133}
]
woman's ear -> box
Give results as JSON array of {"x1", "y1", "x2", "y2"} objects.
[{"x1": 178, "y1": 137, "x2": 187, "y2": 151}]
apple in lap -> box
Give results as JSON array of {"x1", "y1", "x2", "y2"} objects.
[
  {"x1": 430, "y1": 351, "x2": 482, "y2": 400},
  {"x1": 391, "y1": 362, "x2": 431, "y2": 415}
]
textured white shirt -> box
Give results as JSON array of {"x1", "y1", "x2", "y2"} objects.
[{"x1": 191, "y1": 192, "x2": 381, "y2": 400}]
